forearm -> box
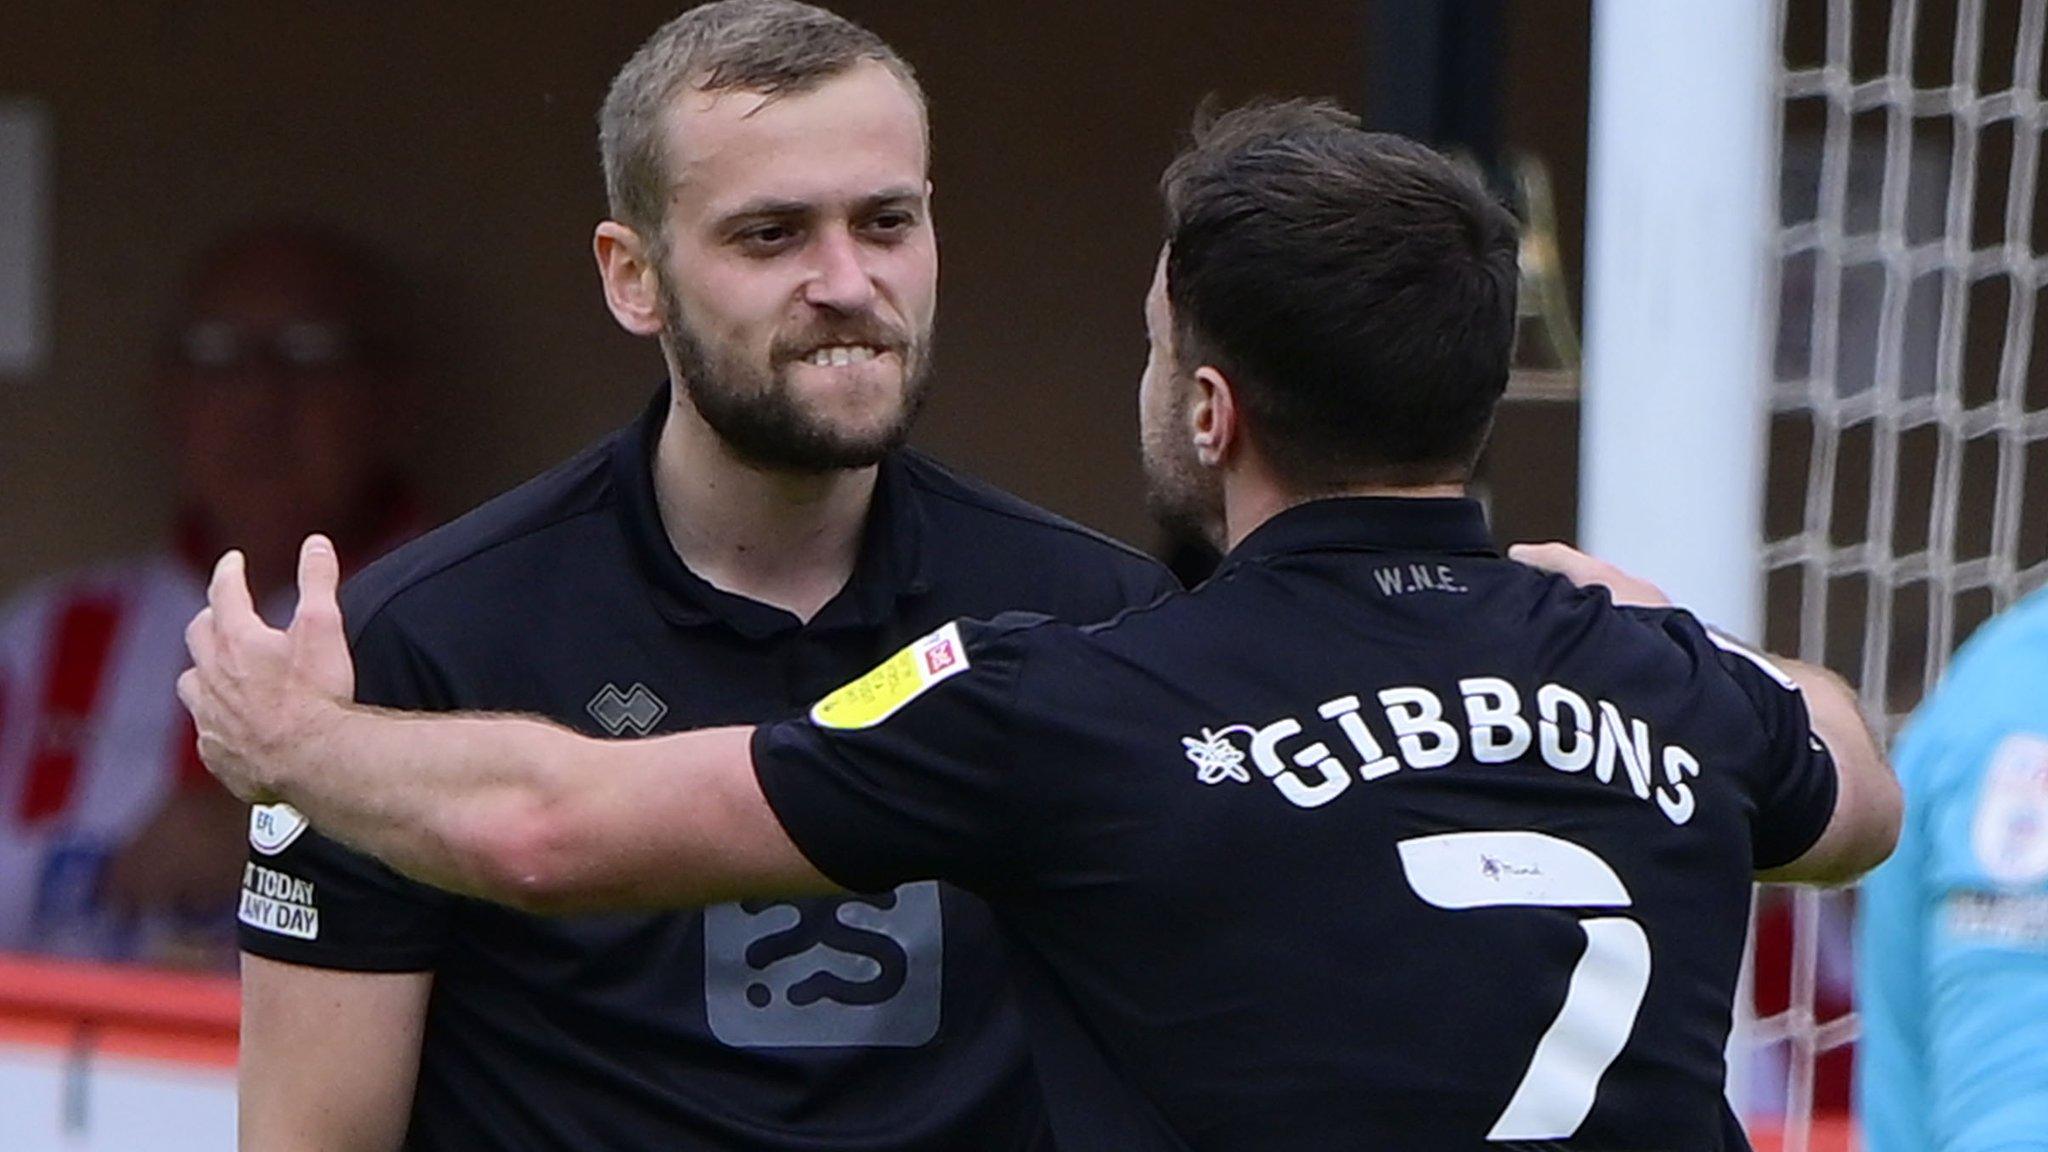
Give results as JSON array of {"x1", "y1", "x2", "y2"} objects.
[
  {"x1": 259, "y1": 703, "x2": 589, "y2": 904},
  {"x1": 184, "y1": 542, "x2": 813, "y2": 910},
  {"x1": 253, "y1": 707, "x2": 810, "y2": 913}
]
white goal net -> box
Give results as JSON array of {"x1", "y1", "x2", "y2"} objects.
[{"x1": 1749, "y1": 0, "x2": 2046, "y2": 1146}]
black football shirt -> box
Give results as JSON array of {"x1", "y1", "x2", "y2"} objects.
[
  {"x1": 754, "y1": 497, "x2": 1838, "y2": 1152},
  {"x1": 237, "y1": 386, "x2": 1177, "y2": 1151}
]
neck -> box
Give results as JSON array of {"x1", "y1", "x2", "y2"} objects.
[
  {"x1": 1221, "y1": 476, "x2": 1467, "y2": 552},
  {"x1": 652, "y1": 396, "x2": 877, "y2": 622}
]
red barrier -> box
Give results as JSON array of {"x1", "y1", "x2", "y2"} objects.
[
  {"x1": 0, "y1": 952, "x2": 237, "y2": 1068},
  {"x1": 1748, "y1": 1115, "x2": 1860, "y2": 1152}
]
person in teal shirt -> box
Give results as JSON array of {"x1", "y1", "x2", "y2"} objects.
[{"x1": 1858, "y1": 585, "x2": 2048, "y2": 1150}]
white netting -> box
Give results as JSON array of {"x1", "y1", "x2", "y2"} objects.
[{"x1": 1748, "y1": 0, "x2": 2047, "y2": 1146}]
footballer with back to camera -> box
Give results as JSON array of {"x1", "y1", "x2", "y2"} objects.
[
  {"x1": 196, "y1": 99, "x2": 1901, "y2": 1150},
  {"x1": 231, "y1": 3, "x2": 1175, "y2": 1151}
]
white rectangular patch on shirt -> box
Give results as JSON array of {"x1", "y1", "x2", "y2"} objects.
[
  {"x1": 239, "y1": 862, "x2": 320, "y2": 940},
  {"x1": 239, "y1": 889, "x2": 319, "y2": 940}
]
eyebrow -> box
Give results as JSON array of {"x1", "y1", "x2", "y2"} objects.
[{"x1": 715, "y1": 186, "x2": 926, "y2": 225}]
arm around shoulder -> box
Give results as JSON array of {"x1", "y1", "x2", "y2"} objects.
[
  {"x1": 256, "y1": 708, "x2": 836, "y2": 915},
  {"x1": 1502, "y1": 542, "x2": 1900, "y2": 886}
]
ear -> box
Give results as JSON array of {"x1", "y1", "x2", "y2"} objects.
[
  {"x1": 1189, "y1": 365, "x2": 1241, "y2": 468},
  {"x1": 594, "y1": 221, "x2": 666, "y2": 338}
]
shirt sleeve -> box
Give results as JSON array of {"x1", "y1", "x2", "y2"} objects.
[
  {"x1": 1913, "y1": 726, "x2": 2048, "y2": 1151},
  {"x1": 1689, "y1": 622, "x2": 1840, "y2": 871},
  {"x1": 236, "y1": 605, "x2": 455, "y2": 971},
  {"x1": 1119, "y1": 558, "x2": 1181, "y2": 613},
  {"x1": 751, "y1": 613, "x2": 1051, "y2": 896}
]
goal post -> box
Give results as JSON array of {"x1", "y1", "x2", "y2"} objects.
[
  {"x1": 1583, "y1": 0, "x2": 2048, "y2": 1149},
  {"x1": 1583, "y1": 1, "x2": 1783, "y2": 1136},
  {"x1": 1582, "y1": 0, "x2": 1780, "y2": 639}
]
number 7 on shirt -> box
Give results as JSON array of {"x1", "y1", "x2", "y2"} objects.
[{"x1": 1396, "y1": 831, "x2": 1652, "y2": 1142}]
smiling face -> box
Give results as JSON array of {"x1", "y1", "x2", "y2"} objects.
[{"x1": 652, "y1": 60, "x2": 937, "y2": 472}]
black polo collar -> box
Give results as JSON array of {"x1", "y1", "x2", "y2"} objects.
[
  {"x1": 1220, "y1": 496, "x2": 1498, "y2": 571},
  {"x1": 611, "y1": 383, "x2": 933, "y2": 638}
]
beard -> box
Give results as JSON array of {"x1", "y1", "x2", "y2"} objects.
[
  {"x1": 1140, "y1": 396, "x2": 1225, "y2": 551},
  {"x1": 661, "y1": 282, "x2": 934, "y2": 473}
]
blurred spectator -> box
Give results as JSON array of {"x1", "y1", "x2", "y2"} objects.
[{"x1": 0, "y1": 225, "x2": 428, "y2": 970}]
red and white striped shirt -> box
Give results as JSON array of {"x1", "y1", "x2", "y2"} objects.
[
  {"x1": 0, "y1": 505, "x2": 423, "y2": 964},
  {"x1": 0, "y1": 553, "x2": 239, "y2": 960}
]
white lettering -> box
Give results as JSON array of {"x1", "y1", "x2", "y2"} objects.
[
  {"x1": 1460, "y1": 677, "x2": 1532, "y2": 764},
  {"x1": 1656, "y1": 746, "x2": 1699, "y2": 824},
  {"x1": 1379, "y1": 686, "x2": 1460, "y2": 769},
  {"x1": 1319, "y1": 695, "x2": 1402, "y2": 781},
  {"x1": 1198, "y1": 679, "x2": 1701, "y2": 826},
  {"x1": 1595, "y1": 703, "x2": 1655, "y2": 801},
  {"x1": 1538, "y1": 684, "x2": 1595, "y2": 772},
  {"x1": 1250, "y1": 718, "x2": 1353, "y2": 808}
]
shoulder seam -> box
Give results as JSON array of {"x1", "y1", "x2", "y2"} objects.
[
  {"x1": 1077, "y1": 583, "x2": 1198, "y2": 637},
  {"x1": 347, "y1": 502, "x2": 613, "y2": 641}
]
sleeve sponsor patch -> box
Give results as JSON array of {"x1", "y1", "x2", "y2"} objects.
[
  {"x1": 249, "y1": 802, "x2": 310, "y2": 856},
  {"x1": 1971, "y1": 733, "x2": 2048, "y2": 885},
  {"x1": 811, "y1": 622, "x2": 971, "y2": 731},
  {"x1": 239, "y1": 862, "x2": 319, "y2": 940}
]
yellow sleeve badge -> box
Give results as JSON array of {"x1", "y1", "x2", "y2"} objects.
[{"x1": 811, "y1": 621, "x2": 972, "y2": 730}]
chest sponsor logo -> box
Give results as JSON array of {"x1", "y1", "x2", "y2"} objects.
[
  {"x1": 1973, "y1": 733, "x2": 2048, "y2": 885},
  {"x1": 587, "y1": 683, "x2": 668, "y2": 736},
  {"x1": 1186, "y1": 677, "x2": 1703, "y2": 825},
  {"x1": 239, "y1": 862, "x2": 318, "y2": 940},
  {"x1": 811, "y1": 622, "x2": 970, "y2": 730},
  {"x1": 703, "y1": 882, "x2": 943, "y2": 1047},
  {"x1": 1944, "y1": 890, "x2": 2048, "y2": 947},
  {"x1": 248, "y1": 803, "x2": 310, "y2": 856}
]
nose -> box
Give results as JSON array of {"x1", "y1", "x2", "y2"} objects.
[{"x1": 801, "y1": 228, "x2": 878, "y2": 313}]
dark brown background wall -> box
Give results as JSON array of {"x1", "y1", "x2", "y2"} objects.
[{"x1": 0, "y1": 1, "x2": 1592, "y2": 599}]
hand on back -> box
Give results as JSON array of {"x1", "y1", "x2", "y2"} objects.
[{"x1": 1509, "y1": 542, "x2": 1673, "y2": 609}]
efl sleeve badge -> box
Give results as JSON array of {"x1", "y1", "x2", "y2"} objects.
[{"x1": 249, "y1": 802, "x2": 311, "y2": 856}]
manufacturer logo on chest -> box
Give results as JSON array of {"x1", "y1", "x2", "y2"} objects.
[{"x1": 587, "y1": 682, "x2": 669, "y2": 736}]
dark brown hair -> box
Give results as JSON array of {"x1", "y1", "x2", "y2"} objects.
[{"x1": 1161, "y1": 99, "x2": 1520, "y2": 488}]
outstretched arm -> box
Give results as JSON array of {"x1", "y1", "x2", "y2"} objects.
[
  {"x1": 179, "y1": 537, "x2": 834, "y2": 913},
  {"x1": 1510, "y1": 541, "x2": 1900, "y2": 885}
]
